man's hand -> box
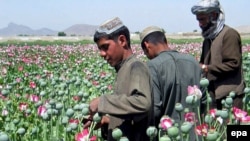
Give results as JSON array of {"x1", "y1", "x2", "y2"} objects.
[
  {"x1": 94, "y1": 115, "x2": 110, "y2": 129},
  {"x1": 200, "y1": 63, "x2": 208, "y2": 73},
  {"x1": 82, "y1": 115, "x2": 93, "y2": 129},
  {"x1": 89, "y1": 97, "x2": 100, "y2": 114},
  {"x1": 83, "y1": 115, "x2": 110, "y2": 130}
]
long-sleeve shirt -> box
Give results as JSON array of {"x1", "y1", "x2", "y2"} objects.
[
  {"x1": 147, "y1": 50, "x2": 202, "y2": 141},
  {"x1": 200, "y1": 25, "x2": 245, "y2": 99},
  {"x1": 98, "y1": 54, "x2": 152, "y2": 141}
]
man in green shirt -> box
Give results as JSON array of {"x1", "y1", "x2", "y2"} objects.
[
  {"x1": 140, "y1": 26, "x2": 204, "y2": 141},
  {"x1": 88, "y1": 17, "x2": 152, "y2": 141}
]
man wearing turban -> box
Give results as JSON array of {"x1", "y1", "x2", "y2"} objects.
[{"x1": 191, "y1": 0, "x2": 245, "y2": 109}]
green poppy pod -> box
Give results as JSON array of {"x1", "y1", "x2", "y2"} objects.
[
  {"x1": 229, "y1": 91, "x2": 236, "y2": 98},
  {"x1": 205, "y1": 114, "x2": 213, "y2": 124},
  {"x1": 206, "y1": 130, "x2": 218, "y2": 141},
  {"x1": 225, "y1": 96, "x2": 233, "y2": 105},
  {"x1": 112, "y1": 128, "x2": 123, "y2": 140},
  {"x1": 66, "y1": 108, "x2": 74, "y2": 117},
  {"x1": 69, "y1": 123, "x2": 78, "y2": 130},
  {"x1": 185, "y1": 95, "x2": 198, "y2": 105},
  {"x1": 1, "y1": 89, "x2": 9, "y2": 96},
  {"x1": 40, "y1": 81, "x2": 47, "y2": 87},
  {"x1": 180, "y1": 122, "x2": 193, "y2": 133},
  {"x1": 200, "y1": 78, "x2": 209, "y2": 88},
  {"x1": 244, "y1": 87, "x2": 250, "y2": 94},
  {"x1": 66, "y1": 127, "x2": 72, "y2": 132},
  {"x1": 0, "y1": 133, "x2": 9, "y2": 141},
  {"x1": 159, "y1": 135, "x2": 171, "y2": 141},
  {"x1": 13, "y1": 119, "x2": 20, "y2": 125},
  {"x1": 31, "y1": 127, "x2": 39, "y2": 134},
  {"x1": 175, "y1": 103, "x2": 184, "y2": 112},
  {"x1": 61, "y1": 116, "x2": 69, "y2": 125},
  {"x1": 167, "y1": 126, "x2": 179, "y2": 138},
  {"x1": 81, "y1": 107, "x2": 89, "y2": 115},
  {"x1": 146, "y1": 126, "x2": 158, "y2": 137},
  {"x1": 119, "y1": 137, "x2": 129, "y2": 141},
  {"x1": 16, "y1": 128, "x2": 26, "y2": 135},
  {"x1": 55, "y1": 103, "x2": 64, "y2": 110},
  {"x1": 39, "y1": 91, "x2": 46, "y2": 96},
  {"x1": 93, "y1": 113, "x2": 101, "y2": 122},
  {"x1": 220, "y1": 109, "x2": 229, "y2": 119}
]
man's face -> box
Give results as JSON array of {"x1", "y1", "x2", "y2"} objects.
[
  {"x1": 96, "y1": 37, "x2": 123, "y2": 67},
  {"x1": 196, "y1": 13, "x2": 214, "y2": 32},
  {"x1": 142, "y1": 42, "x2": 155, "y2": 60}
]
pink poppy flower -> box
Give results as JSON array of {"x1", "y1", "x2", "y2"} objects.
[
  {"x1": 241, "y1": 116, "x2": 250, "y2": 124},
  {"x1": 2, "y1": 109, "x2": 8, "y2": 116},
  {"x1": 92, "y1": 81, "x2": 99, "y2": 86},
  {"x1": 19, "y1": 103, "x2": 28, "y2": 111},
  {"x1": 159, "y1": 116, "x2": 173, "y2": 130},
  {"x1": 209, "y1": 109, "x2": 217, "y2": 118},
  {"x1": 100, "y1": 72, "x2": 106, "y2": 78},
  {"x1": 28, "y1": 94, "x2": 40, "y2": 102},
  {"x1": 0, "y1": 94, "x2": 7, "y2": 100},
  {"x1": 233, "y1": 107, "x2": 248, "y2": 121},
  {"x1": 69, "y1": 118, "x2": 80, "y2": 124},
  {"x1": 29, "y1": 81, "x2": 36, "y2": 89},
  {"x1": 73, "y1": 96, "x2": 81, "y2": 101},
  {"x1": 184, "y1": 112, "x2": 196, "y2": 124},
  {"x1": 18, "y1": 66, "x2": 23, "y2": 71},
  {"x1": 187, "y1": 85, "x2": 202, "y2": 99},
  {"x1": 108, "y1": 85, "x2": 112, "y2": 90},
  {"x1": 37, "y1": 105, "x2": 47, "y2": 117},
  {"x1": 2, "y1": 67, "x2": 7, "y2": 75},
  {"x1": 24, "y1": 72, "x2": 29, "y2": 77},
  {"x1": 16, "y1": 77, "x2": 22, "y2": 83},
  {"x1": 75, "y1": 129, "x2": 97, "y2": 141},
  {"x1": 195, "y1": 123, "x2": 208, "y2": 136}
]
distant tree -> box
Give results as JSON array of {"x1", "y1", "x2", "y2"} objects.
[
  {"x1": 193, "y1": 29, "x2": 198, "y2": 32},
  {"x1": 58, "y1": 32, "x2": 66, "y2": 36},
  {"x1": 134, "y1": 31, "x2": 140, "y2": 34}
]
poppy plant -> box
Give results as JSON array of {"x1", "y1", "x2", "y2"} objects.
[{"x1": 75, "y1": 129, "x2": 97, "y2": 141}]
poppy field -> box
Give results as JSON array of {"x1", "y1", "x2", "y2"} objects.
[{"x1": 0, "y1": 38, "x2": 250, "y2": 141}]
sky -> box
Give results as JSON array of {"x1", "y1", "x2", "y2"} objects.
[{"x1": 0, "y1": 0, "x2": 249, "y2": 33}]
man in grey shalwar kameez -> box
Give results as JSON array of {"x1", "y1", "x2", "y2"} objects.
[{"x1": 88, "y1": 17, "x2": 153, "y2": 141}]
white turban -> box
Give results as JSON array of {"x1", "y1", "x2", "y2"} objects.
[
  {"x1": 191, "y1": 0, "x2": 221, "y2": 14},
  {"x1": 191, "y1": 0, "x2": 225, "y2": 39}
]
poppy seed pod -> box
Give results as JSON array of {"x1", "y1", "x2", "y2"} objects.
[
  {"x1": 146, "y1": 126, "x2": 158, "y2": 138},
  {"x1": 112, "y1": 128, "x2": 123, "y2": 140},
  {"x1": 200, "y1": 78, "x2": 209, "y2": 88}
]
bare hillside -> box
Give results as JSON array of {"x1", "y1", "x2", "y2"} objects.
[{"x1": 235, "y1": 25, "x2": 250, "y2": 34}]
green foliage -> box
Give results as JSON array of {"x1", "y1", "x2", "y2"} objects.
[
  {"x1": 0, "y1": 37, "x2": 249, "y2": 46},
  {"x1": 58, "y1": 32, "x2": 66, "y2": 36},
  {"x1": 0, "y1": 39, "x2": 95, "y2": 47}
]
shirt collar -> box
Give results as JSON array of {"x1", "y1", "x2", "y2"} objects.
[{"x1": 114, "y1": 54, "x2": 134, "y2": 72}]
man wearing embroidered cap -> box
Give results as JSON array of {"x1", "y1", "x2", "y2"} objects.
[
  {"x1": 140, "y1": 26, "x2": 204, "y2": 141},
  {"x1": 191, "y1": 0, "x2": 245, "y2": 109},
  {"x1": 87, "y1": 17, "x2": 152, "y2": 141}
]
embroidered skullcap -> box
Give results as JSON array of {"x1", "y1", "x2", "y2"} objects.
[
  {"x1": 96, "y1": 17, "x2": 124, "y2": 34},
  {"x1": 191, "y1": 0, "x2": 221, "y2": 14},
  {"x1": 140, "y1": 26, "x2": 164, "y2": 41}
]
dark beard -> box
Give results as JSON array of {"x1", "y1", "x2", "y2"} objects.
[
  {"x1": 201, "y1": 21, "x2": 215, "y2": 32},
  {"x1": 201, "y1": 20, "x2": 217, "y2": 39}
]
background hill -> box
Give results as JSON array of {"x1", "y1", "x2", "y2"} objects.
[
  {"x1": 0, "y1": 23, "x2": 98, "y2": 36},
  {"x1": 234, "y1": 25, "x2": 250, "y2": 34},
  {"x1": 0, "y1": 22, "x2": 250, "y2": 37},
  {"x1": 63, "y1": 24, "x2": 98, "y2": 36},
  {"x1": 0, "y1": 23, "x2": 57, "y2": 36}
]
